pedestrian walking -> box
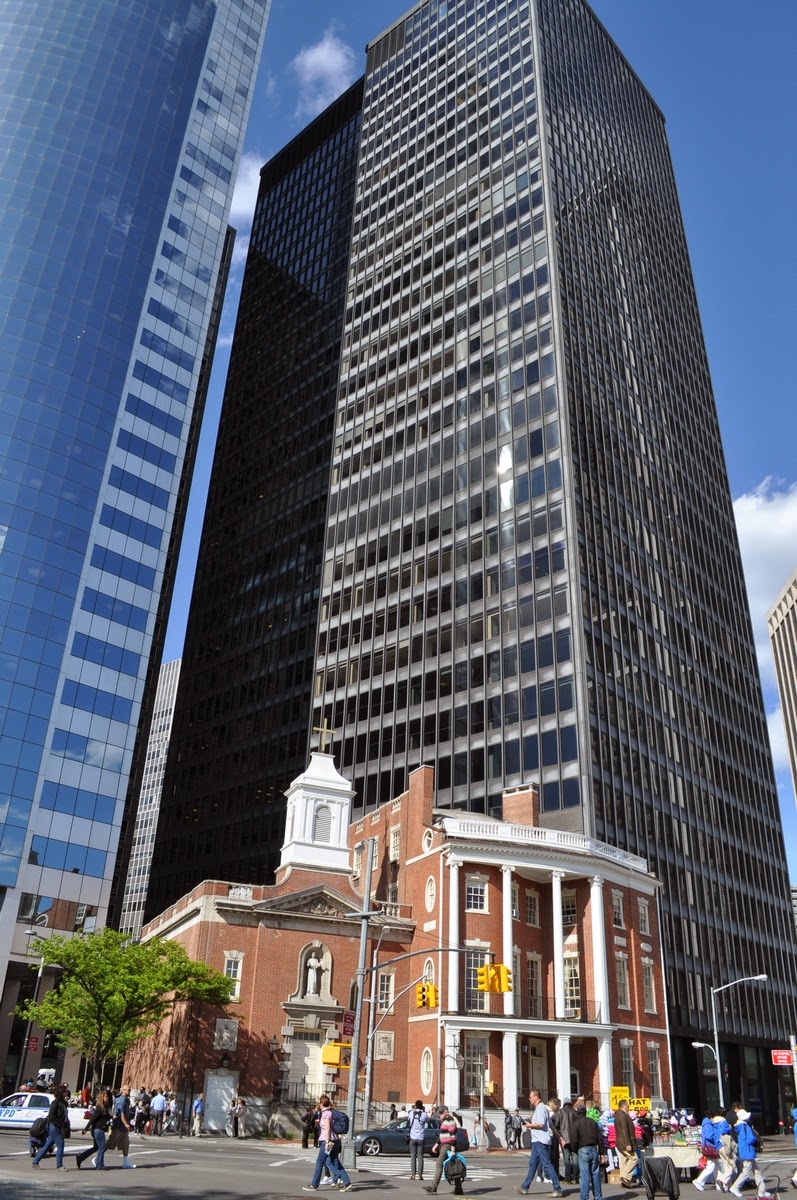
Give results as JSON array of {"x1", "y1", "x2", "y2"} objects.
[
  {"x1": 302, "y1": 1094, "x2": 352, "y2": 1191},
  {"x1": 227, "y1": 1096, "x2": 238, "y2": 1137},
  {"x1": 790, "y1": 1104, "x2": 797, "y2": 1189},
  {"x1": 570, "y1": 1103, "x2": 602, "y2": 1200},
  {"x1": 693, "y1": 1110, "x2": 727, "y2": 1191},
  {"x1": 613, "y1": 1101, "x2": 637, "y2": 1188},
  {"x1": 506, "y1": 1109, "x2": 516, "y2": 1150},
  {"x1": 514, "y1": 1089, "x2": 563, "y2": 1197},
  {"x1": 425, "y1": 1106, "x2": 461, "y2": 1193},
  {"x1": 31, "y1": 1084, "x2": 70, "y2": 1171},
  {"x1": 408, "y1": 1100, "x2": 429, "y2": 1180},
  {"x1": 106, "y1": 1086, "x2": 137, "y2": 1168},
  {"x1": 236, "y1": 1096, "x2": 247, "y2": 1138},
  {"x1": 192, "y1": 1091, "x2": 205, "y2": 1137},
  {"x1": 554, "y1": 1098, "x2": 577, "y2": 1183},
  {"x1": 76, "y1": 1088, "x2": 112, "y2": 1170},
  {"x1": 728, "y1": 1109, "x2": 773, "y2": 1199}
]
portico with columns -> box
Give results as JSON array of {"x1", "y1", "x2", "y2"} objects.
[{"x1": 433, "y1": 783, "x2": 668, "y2": 1111}]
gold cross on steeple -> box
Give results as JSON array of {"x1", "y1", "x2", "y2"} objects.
[{"x1": 312, "y1": 719, "x2": 335, "y2": 753}]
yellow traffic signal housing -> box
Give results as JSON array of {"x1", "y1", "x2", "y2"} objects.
[
  {"x1": 416, "y1": 983, "x2": 427, "y2": 1008},
  {"x1": 497, "y1": 964, "x2": 513, "y2": 992},
  {"x1": 321, "y1": 1042, "x2": 352, "y2": 1066},
  {"x1": 476, "y1": 963, "x2": 491, "y2": 992},
  {"x1": 426, "y1": 984, "x2": 439, "y2": 1008}
]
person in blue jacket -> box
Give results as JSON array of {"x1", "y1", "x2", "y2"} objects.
[
  {"x1": 729, "y1": 1109, "x2": 772, "y2": 1199},
  {"x1": 693, "y1": 1110, "x2": 727, "y2": 1191},
  {"x1": 790, "y1": 1105, "x2": 797, "y2": 1189}
]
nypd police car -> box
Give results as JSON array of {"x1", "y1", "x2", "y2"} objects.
[{"x1": 0, "y1": 1092, "x2": 71, "y2": 1130}]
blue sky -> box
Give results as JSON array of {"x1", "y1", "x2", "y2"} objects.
[{"x1": 163, "y1": 0, "x2": 797, "y2": 874}]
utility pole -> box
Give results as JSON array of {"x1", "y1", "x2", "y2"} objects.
[{"x1": 342, "y1": 837, "x2": 376, "y2": 1170}]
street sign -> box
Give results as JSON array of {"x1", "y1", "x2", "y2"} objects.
[
  {"x1": 342, "y1": 1009, "x2": 355, "y2": 1038},
  {"x1": 484, "y1": 1055, "x2": 489, "y2": 1070},
  {"x1": 27, "y1": 1036, "x2": 38, "y2": 1052},
  {"x1": 771, "y1": 1049, "x2": 793, "y2": 1066}
]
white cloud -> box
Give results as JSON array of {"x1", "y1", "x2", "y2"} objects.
[
  {"x1": 733, "y1": 477, "x2": 797, "y2": 689},
  {"x1": 229, "y1": 151, "x2": 263, "y2": 228},
  {"x1": 291, "y1": 28, "x2": 357, "y2": 120}
]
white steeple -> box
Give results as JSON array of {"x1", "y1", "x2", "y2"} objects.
[{"x1": 279, "y1": 752, "x2": 355, "y2": 874}]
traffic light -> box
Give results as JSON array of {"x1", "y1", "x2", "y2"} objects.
[
  {"x1": 476, "y1": 963, "x2": 491, "y2": 992},
  {"x1": 416, "y1": 983, "x2": 440, "y2": 1008},
  {"x1": 497, "y1": 964, "x2": 513, "y2": 993}
]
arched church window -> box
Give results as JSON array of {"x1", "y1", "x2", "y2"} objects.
[{"x1": 313, "y1": 805, "x2": 332, "y2": 842}]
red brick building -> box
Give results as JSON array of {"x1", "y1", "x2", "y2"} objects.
[{"x1": 124, "y1": 754, "x2": 671, "y2": 1130}]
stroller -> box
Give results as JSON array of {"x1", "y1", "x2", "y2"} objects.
[{"x1": 28, "y1": 1116, "x2": 54, "y2": 1158}]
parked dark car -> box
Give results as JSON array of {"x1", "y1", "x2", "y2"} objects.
[{"x1": 353, "y1": 1116, "x2": 469, "y2": 1157}]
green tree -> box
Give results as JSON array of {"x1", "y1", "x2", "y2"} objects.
[{"x1": 17, "y1": 928, "x2": 233, "y2": 1083}]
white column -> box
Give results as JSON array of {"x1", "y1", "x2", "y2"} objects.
[
  {"x1": 447, "y1": 857, "x2": 461, "y2": 1012},
  {"x1": 502, "y1": 1030, "x2": 519, "y2": 1109},
  {"x1": 555, "y1": 1033, "x2": 571, "y2": 1101},
  {"x1": 551, "y1": 870, "x2": 566, "y2": 1019},
  {"x1": 590, "y1": 875, "x2": 610, "y2": 1024},
  {"x1": 597, "y1": 1035, "x2": 614, "y2": 1109},
  {"x1": 501, "y1": 865, "x2": 514, "y2": 1015},
  {"x1": 444, "y1": 1026, "x2": 462, "y2": 1110}
]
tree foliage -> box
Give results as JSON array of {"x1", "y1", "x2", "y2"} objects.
[{"x1": 17, "y1": 928, "x2": 233, "y2": 1077}]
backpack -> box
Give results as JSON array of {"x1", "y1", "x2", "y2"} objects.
[
  {"x1": 29, "y1": 1116, "x2": 48, "y2": 1141},
  {"x1": 444, "y1": 1153, "x2": 467, "y2": 1182},
  {"x1": 330, "y1": 1109, "x2": 349, "y2": 1135}
]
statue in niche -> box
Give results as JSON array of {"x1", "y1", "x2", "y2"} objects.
[{"x1": 305, "y1": 953, "x2": 322, "y2": 997}]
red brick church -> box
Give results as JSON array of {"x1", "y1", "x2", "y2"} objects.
[{"x1": 123, "y1": 754, "x2": 671, "y2": 1133}]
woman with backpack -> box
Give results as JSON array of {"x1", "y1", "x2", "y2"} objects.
[
  {"x1": 303, "y1": 1094, "x2": 353, "y2": 1192},
  {"x1": 408, "y1": 1100, "x2": 429, "y2": 1180},
  {"x1": 31, "y1": 1084, "x2": 70, "y2": 1170}
]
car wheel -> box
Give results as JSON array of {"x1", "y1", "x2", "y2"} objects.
[{"x1": 361, "y1": 1137, "x2": 382, "y2": 1156}]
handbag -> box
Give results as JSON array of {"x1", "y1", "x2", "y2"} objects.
[{"x1": 700, "y1": 1144, "x2": 718, "y2": 1159}]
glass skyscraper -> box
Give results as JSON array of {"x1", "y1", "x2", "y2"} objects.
[
  {"x1": 0, "y1": 0, "x2": 270, "y2": 1086},
  {"x1": 148, "y1": 0, "x2": 797, "y2": 1115}
]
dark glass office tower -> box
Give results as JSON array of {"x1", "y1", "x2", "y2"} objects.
[
  {"x1": 144, "y1": 82, "x2": 363, "y2": 917},
  {"x1": 151, "y1": 0, "x2": 797, "y2": 1113},
  {"x1": 0, "y1": 0, "x2": 270, "y2": 1084}
]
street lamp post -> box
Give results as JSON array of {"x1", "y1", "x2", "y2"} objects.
[
  {"x1": 709, "y1": 974, "x2": 767, "y2": 1109},
  {"x1": 15, "y1": 930, "x2": 46, "y2": 1092},
  {"x1": 361, "y1": 924, "x2": 391, "y2": 1126},
  {"x1": 342, "y1": 837, "x2": 377, "y2": 1170}
]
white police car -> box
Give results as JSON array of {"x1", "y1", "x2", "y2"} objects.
[{"x1": 0, "y1": 1092, "x2": 71, "y2": 1131}]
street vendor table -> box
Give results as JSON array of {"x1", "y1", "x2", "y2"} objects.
[{"x1": 645, "y1": 1144, "x2": 701, "y2": 1173}]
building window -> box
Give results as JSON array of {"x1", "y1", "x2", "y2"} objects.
[
  {"x1": 352, "y1": 845, "x2": 362, "y2": 876},
  {"x1": 638, "y1": 899, "x2": 651, "y2": 936},
  {"x1": 511, "y1": 881, "x2": 519, "y2": 919},
  {"x1": 424, "y1": 958, "x2": 435, "y2": 987},
  {"x1": 313, "y1": 805, "x2": 332, "y2": 842},
  {"x1": 377, "y1": 971, "x2": 395, "y2": 1013},
  {"x1": 612, "y1": 891, "x2": 624, "y2": 928},
  {"x1": 387, "y1": 883, "x2": 398, "y2": 906},
  {"x1": 527, "y1": 955, "x2": 542, "y2": 1018},
  {"x1": 525, "y1": 890, "x2": 539, "y2": 926},
  {"x1": 421, "y1": 1047, "x2": 434, "y2": 1096},
  {"x1": 564, "y1": 955, "x2": 581, "y2": 1018},
  {"x1": 642, "y1": 960, "x2": 656, "y2": 1012},
  {"x1": 224, "y1": 954, "x2": 243, "y2": 1001},
  {"x1": 616, "y1": 955, "x2": 630, "y2": 1008},
  {"x1": 620, "y1": 1042, "x2": 634, "y2": 1089},
  {"x1": 464, "y1": 1035, "x2": 488, "y2": 1094},
  {"x1": 647, "y1": 1043, "x2": 662, "y2": 1098},
  {"x1": 390, "y1": 827, "x2": 401, "y2": 861},
  {"x1": 465, "y1": 876, "x2": 488, "y2": 912},
  {"x1": 465, "y1": 948, "x2": 489, "y2": 1012},
  {"x1": 561, "y1": 889, "x2": 577, "y2": 925},
  {"x1": 425, "y1": 876, "x2": 436, "y2": 912}
]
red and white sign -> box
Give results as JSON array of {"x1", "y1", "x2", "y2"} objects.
[
  {"x1": 342, "y1": 1009, "x2": 356, "y2": 1038},
  {"x1": 771, "y1": 1049, "x2": 793, "y2": 1066},
  {"x1": 27, "y1": 1036, "x2": 39, "y2": 1052}
]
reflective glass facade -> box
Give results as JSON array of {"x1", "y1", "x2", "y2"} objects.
[
  {"x1": 0, "y1": 0, "x2": 269, "y2": 1019},
  {"x1": 145, "y1": 83, "x2": 363, "y2": 917},
  {"x1": 149, "y1": 0, "x2": 797, "y2": 1113}
]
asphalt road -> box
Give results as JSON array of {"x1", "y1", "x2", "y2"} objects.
[{"x1": 1, "y1": 1132, "x2": 795, "y2": 1200}]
